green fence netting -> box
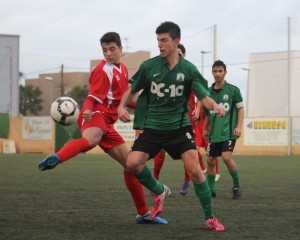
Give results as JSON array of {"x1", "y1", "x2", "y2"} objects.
[
  {"x1": 55, "y1": 123, "x2": 82, "y2": 152},
  {"x1": 0, "y1": 113, "x2": 9, "y2": 138}
]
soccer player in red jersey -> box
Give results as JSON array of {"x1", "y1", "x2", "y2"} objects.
[{"x1": 38, "y1": 32, "x2": 167, "y2": 224}]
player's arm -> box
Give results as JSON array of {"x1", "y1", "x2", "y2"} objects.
[
  {"x1": 191, "y1": 72, "x2": 225, "y2": 117},
  {"x1": 201, "y1": 96, "x2": 225, "y2": 117},
  {"x1": 192, "y1": 100, "x2": 201, "y2": 121},
  {"x1": 127, "y1": 100, "x2": 136, "y2": 109},
  {"x1": 233, "y1": 87, "x2": 244, "y2": 137},
  {"x1": 82, "y1": 68, "x2": 109, "y2": 121},
  {"x1": 81, "y1": 96, "x2": 95, "y2": 122},
  {"x1": 126, "y1": 71, "x2": 136, "y2": 109},
  {"x1": 118, "y1": 86, "x2": 136, "y2": 122},
  {"x1": 234, "y1": 107, "x2": 244, "y2": 138},
  {"x1": 81, "y1": 72, "x2": 96, "y2": 122},
  {"x1": 203, "y1": 110, "x2": 210, "y2": 139}
]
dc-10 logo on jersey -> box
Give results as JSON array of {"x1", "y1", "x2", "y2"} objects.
[
  {"x1": 151, "y1": 82, "x2": 184, "y2": 97},
  {"x1": 176, "y1": 73, "x2": 185, "y2": 82}
]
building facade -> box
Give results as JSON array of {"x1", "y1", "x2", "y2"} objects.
[
  {"x1": 26, "y1": 51, "x2": 150, "y2": 116},
  {"x1": 248, "y1": 51, "x2": 300, "y2": 117},
  {"x1": 0, "y1": 34, "x2": 20, "y2": 117}
]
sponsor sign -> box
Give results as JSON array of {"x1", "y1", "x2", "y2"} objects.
[
  {"x1": 244, "y1": 118, "x2": 288, "y2": 146},
  {"x1": 22, "y1": 117, "x2": 52, "y2": 140},
  {"x1": 292, "y1": 117, "x2": 300, "y2": 146},
  {"x1": 114, "y1": 115, "x2": 135, "y2": 141}
]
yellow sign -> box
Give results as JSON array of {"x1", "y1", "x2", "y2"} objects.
[
  {"x1": 244, "y1": 118, "x2": 288, "y2": 146},
  {"x1": 253, "y1": 120, "x2": 286, "y2": 129}
]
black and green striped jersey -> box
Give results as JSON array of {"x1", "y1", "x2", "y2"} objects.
[
  {"x1": 204, "y1": 81, "x2": 243, "y2": 143},
  {"x1": 130, "y1": 55, "x2": 209, "y2": 130}
]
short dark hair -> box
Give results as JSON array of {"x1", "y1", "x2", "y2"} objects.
[
  {"x1": 212, "y1": 60, "x2": 227, "y2": 71},
  {"x1": 155, "y1": 21, "x2": 181, "y2": 40},
  {"x1": 100, "y1": 32, "x2": 122, "y2": 47},
  {"x1": 177, "y1": 43, "x2": 186, "y2": 54}
]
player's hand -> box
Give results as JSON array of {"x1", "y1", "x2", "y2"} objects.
[
  {"x1": 191, "y1": 109, "x2": 200, "y2": 121},
  {"x1": 203, "y1": 128, "x2": 209, "y2": 139},
  {"x1": 118, "y1": 107, "x2": 131, "y2": 122},
  {"x1": 82, "y1": 109, "x2": 92, "y2": 122},
  {"x1": 214, "y1": 104, "x2": 226, "y2": 117},
  {"x1": 234, "y1": 127, "x2": 242, "y2": 138}
]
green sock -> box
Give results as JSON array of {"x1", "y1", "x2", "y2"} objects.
[
  {"x1": 230, "y1": 169, "x2": 240, "y2": 188},
  {"x1": 135, "y1": 166, "x2": 164, "y2": 195},
  {"x1": 194, "y1": 181, "x2": 214, "y2": 220},
  {"x1": 207, "y1": 174, "x2": 216, "y2": 193}
]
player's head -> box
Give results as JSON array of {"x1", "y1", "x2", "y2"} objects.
[
  {"x1": 100, "y1": 32, "x2": 122, "y2": 65},
  {"x1": 212, "y1": 60, "x2": 226, "y2": 71},
  {"x1": 156, "y1": 21, "x2": 180, "y2": 59},
  {"x1": 156, "y1": 21, "x2": 181, "y2": 40},
  {"x1": 212, "y1": 60, "x2": 227, "y2": 82},
  {"x1": 177, "y1": 43, "x2": 186, "y2": 58}
]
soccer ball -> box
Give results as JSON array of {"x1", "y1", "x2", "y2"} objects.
[{"x1": 50, "y1": 97, "x2": 80, "y2": 126}]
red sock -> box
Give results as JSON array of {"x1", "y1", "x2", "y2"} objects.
[
  {"x1": 123, "y1": 171, "x2": 148, "y2": 216},
  {"x1": 183, "y1": 167, "x2": 190, "y2": 182},
  {"x1": 57, "y1": 138, "x2": 91, "y2": 162},
  {"x1": 198, "y1": 152, "x2": 206, "y2": 171},
  {"x1": 153, "y1": 151, "x2": 166, "y2": 180},
  {"x1": 216, "y1": 159, "x2": 219, "y2": 174}
]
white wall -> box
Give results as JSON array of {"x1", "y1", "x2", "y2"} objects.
[{"x1": 248, "y1": 51, "x2": 300, "y2": 117}]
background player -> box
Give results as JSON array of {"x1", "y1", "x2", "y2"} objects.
[{"x1": 203, "y1": 60, "x2": 244, "y2": 199}]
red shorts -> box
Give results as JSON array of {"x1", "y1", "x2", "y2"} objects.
[{"x1": 77, "y1": 110, "x2": 125, "y2": 152}]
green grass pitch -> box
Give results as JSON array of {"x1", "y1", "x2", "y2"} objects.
[{"x1": 0, "y1": 154, "x2": 299, "y2": 239}]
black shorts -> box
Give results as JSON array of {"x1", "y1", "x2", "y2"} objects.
[
  {"x1": 207, "y1": 139, "x2": 236, "y2": 157},
  {"x1": 131, "y1": 126, "x2": 196, "y2": 160}
]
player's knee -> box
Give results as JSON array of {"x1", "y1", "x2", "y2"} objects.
[
  {"x1": 207, "y1": 157, "x2": 217, "y2": 168},
  {"x1": 222, "y1": 155, "x2": 231, "y2": 162},
  {"x1": 189, "y1": 168, "x2": 200, "y2": 178},
  {"x1": 86, "y1": 136, "x2": 101, "y2": 148},
  {"x1": 125, "y1": 157, "x2": 139, "y2": 172},
  {"x1": 222, "y1": 157, "x2": 233, "y2": 166}
]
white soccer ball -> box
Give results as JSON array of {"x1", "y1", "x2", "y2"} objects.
[{"x1": 50, "y1": 97, "x2": 80, "y2": 126}]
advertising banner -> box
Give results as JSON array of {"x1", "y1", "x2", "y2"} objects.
[
  {"x1": 244, "y1": 118, "x2": 288, "y2": 146},
  {"x1": 114, "y1": 115, "x2": 135, "y2": 141},
  {"x1": 22, "y1": 117, "x2": 52, "y2": 140},
  {"x1": 292, "y1": 117, "x2": 300, "y2": 146}
]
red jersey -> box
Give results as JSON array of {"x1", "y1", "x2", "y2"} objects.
[
  {"x1": 82, "y1": 60, "x2": 129, "y2": 124},
  {"x1": 188, "y1": 91, "x2": 197, "y2": 129},
  {"x1": 195, "y1": 105, "x2": 208, "y2": 149}
]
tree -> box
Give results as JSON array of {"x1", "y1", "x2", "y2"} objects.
[
  {"x1": 67, "y1": 85, "x2": 89, "y2": 108},
  {"x1": 19, "y1": 85, "x2": 44, "y2": 116}
]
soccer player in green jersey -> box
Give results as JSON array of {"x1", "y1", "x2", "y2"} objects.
[
  {"x1": 152, "y1": 43, "x2": 208, "y2": 196},
  {"x1": 118, "y1": 21, "x2": 225, "y2": 231},
  {"x1": 203, "y1": 60, "x2": 244, "y2": 199}
]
